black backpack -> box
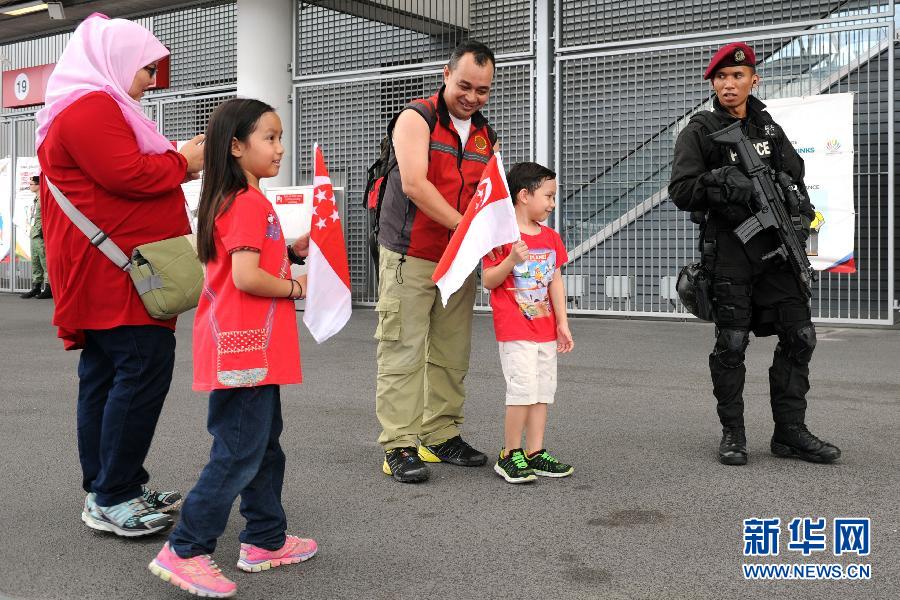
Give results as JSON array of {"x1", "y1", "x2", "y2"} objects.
[{"x1": 364, "y1": 99, "x2": 437, "y2": 273}]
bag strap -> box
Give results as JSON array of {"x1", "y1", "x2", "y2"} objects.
[
  {"x1": 45, "y1": 178, "x2": 132, "y2": 272},
  {"x1": 372, "y1": 98, "x2": 438, "y2": 234}
]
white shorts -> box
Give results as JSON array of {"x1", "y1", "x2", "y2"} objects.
[{"x1": 498, "y1": 340, "x2": 558, "y2": 406}]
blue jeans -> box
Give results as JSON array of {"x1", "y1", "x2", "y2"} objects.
[
  {"x1": 77, "y1": 325, "x2": 176, "y2": 507},
  {"x1": 169, "y1": 385, "x2": 287, "y2": 558}
]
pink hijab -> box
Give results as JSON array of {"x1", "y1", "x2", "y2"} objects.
[{"x1": 35, "y1": 13, "x2": 172, "y2": 154}]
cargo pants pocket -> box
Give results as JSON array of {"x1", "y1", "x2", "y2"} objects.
[{"x1": 374, "y1": 296, "x2": 401, "y2": 341}]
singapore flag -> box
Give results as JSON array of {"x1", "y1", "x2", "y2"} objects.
[
  {"x1": 432, "y1": 152, "x2": 519, "y2": 306},
  {"x1": 302, "y1": 143, "x2": 352, "y2": 342}
]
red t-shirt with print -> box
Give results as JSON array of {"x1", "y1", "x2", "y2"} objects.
[
  {"x1": 483, "y1": 225, "x2": 569, "y2": 343},
  {"x1": 193, "y1": 187, "x2": 301, "y2": 391}
]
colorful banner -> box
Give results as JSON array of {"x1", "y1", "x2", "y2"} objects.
[
  {"x1": 765, "y1": 94, "x2": 856, "y2": 273},
  {"x1": 12, "y1": 157, "x2": 41, "y2": 260}
]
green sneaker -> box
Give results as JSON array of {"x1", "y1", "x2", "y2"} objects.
[
  {"x1": 493, "y1": 448, "x2": 537, "y2": 484},
  {"x1": 526, "y1": 449, "x2": 574, "y2": 478}
]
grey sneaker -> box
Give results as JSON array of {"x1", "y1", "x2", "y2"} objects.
[
  {"x1": 86, "y1": 496, "x2": 173, "y2": 537},
  {"x1": 81, "y1": 492, "x2": 101, "y2": 528},
  {"x1": 142, "y1": 485, "x2": 183, "y2": 513}
]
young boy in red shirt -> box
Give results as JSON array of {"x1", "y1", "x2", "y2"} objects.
[{"x1": 482, "y1": 162, "x2": 575, "y2": 483}]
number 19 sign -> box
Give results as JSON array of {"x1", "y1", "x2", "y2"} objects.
[{"x1": 2, "y1": 64, "x2": 56, "y2": 109}]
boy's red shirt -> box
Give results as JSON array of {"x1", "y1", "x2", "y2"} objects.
[{"x1": 483, "y1": 225, "x2": 568, "y2": 343}]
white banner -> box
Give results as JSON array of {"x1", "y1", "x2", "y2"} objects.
[
  {"x1": 765, "y1": 94, "x2": 855, "y2": 273},
  {"x1": 13, "y1": 157, "x2": 41, "y2": 259},
  {"x1": 1, "y1": 156, "x2": 42, "y2": 261}
]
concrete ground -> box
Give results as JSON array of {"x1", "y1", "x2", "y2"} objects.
[{"x1": 0, "y1": 293, "x2": 897, "y2": 600}]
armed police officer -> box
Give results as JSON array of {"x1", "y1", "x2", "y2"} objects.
[{"x1": 669, "y1": 42, "x2": 840, "y2": 466}]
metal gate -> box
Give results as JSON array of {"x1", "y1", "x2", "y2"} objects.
[
  {"x1": 0, "y1": 115, "x2": 38, "y2": 293},
  {"x1": 0, "y1": 1, "x2": 236, "y2": 293},
  {"x1": 294, "y1": 0, "x2": 895, "y2": 325},
  {"x1": 293, "y1": 0, "x2": 536, "y2": 306},
  {"x1": 555, "y1": 0, "x2": 896, "y2": 324}
]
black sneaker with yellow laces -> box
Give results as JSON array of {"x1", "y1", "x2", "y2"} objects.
[
  {"x1": 383, "y1": 447, "x2": 430, "y2": 483},
  {"x1": 418, "y1": 435, "x2": 487, "y2": 467}
]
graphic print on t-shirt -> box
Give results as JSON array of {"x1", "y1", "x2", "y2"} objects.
[
  {"x1": 265, "y1": 211, "x2": 282, "y2": 241},
  {"x1": 508, "y1": 248, "x2": 556, "y2": 321}
]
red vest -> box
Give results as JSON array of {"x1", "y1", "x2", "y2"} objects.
[{"x1": 377, "y1": 88, "x2": 496, "y2": 262}]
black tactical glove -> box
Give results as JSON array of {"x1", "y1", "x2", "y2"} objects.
[
  {"x1": 796, "y1": 214, "x2": 812, "y2": 244},
  {"x1": 702, "y1": 166, "x2": 753, "y2": 223}
]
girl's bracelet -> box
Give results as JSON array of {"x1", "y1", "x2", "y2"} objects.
[
  {"x1": 286, "y1": 279, "x2": 296, "y2": 299},
  {"x1": 287, "y1": 279, "x2": 304, "y2": 300}
]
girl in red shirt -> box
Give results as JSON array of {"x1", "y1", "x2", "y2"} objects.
[{"x1": 150, "y1": 99, "x2": 315, "y2": 598}]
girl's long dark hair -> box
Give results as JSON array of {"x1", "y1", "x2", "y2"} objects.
[{"x1": 196, "y1": 98, "x2": 275, "y2": 263}]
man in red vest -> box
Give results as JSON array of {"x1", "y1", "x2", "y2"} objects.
[{"x1": 376, "y1": 41, "x2": 498, "y2": 483}]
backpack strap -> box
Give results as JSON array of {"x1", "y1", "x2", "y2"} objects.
[
  {"x1": 368, "y1": 98, "x2": 438, "y2": 243},
  {"x1": 388, "y1": 98, "x2": 437, "y2": 138}
]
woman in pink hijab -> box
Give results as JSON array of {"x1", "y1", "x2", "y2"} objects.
[{"x1": 36, "y1": 13, "x2": 204, "y2": 539}]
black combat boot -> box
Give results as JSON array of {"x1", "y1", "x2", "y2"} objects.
[
  {"x1": 382, "y1": 447, "x2": 430, "y2": 483},
  {"x1": 35, "y1": 283, "x2": 52, "y2": 299},
  {"x1": 719, "y1": 426, "x2": 748, "y2": 465},
  {"x1": 771, "y1": 423, "x2": 840, "y2": 463},
  {"x1": 19, "y1": 284, "x2": 41, "y2": 299}
]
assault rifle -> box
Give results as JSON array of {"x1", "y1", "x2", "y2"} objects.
[{"x1": 708, "y1": 121, "x2": 816, "y2": 299}]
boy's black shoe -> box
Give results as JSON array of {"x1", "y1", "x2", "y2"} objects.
[
  {"x1": 418, "y1": 435, "x2": 487, "y2": 467},
  {"x1": 719, "y1": 426, "x2": 748, "y2": 465},
  {"x1": 771, "y1": 423, "x2": 840, "y2": 463},
  {"x1": 382, "y1": 447, "x2": 430, "y2": 483},
  {"x1": 494, "y1": 448, "x2": 536, "y2": 484},
  {"x1": 19, "y1": 284, "x2": 41, "y2": 299}
]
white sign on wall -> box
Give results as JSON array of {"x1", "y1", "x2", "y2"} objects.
[{"x1": 264, "y1": 185, "x2": 316, "y2": 242}]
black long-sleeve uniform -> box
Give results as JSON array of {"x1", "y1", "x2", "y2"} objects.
[{"x1": 668, "y1": 95, "x2": 816, "y2": 428}]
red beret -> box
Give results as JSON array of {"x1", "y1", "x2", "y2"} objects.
[{"x1": 704, "y1": 42, "x2": 756, "y2": 80}]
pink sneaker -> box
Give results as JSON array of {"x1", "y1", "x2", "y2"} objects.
[
  {"x1": 148, "y1": 542, "x2": 237, "y2": 598},
  {"x1": 237, "y1": 534, "x2": 318, "y2": 572}
]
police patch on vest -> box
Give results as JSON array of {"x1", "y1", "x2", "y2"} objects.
[
  {"x1": 473, "y1": 135, "x2": 489, "y2": 155},
  {"x1": 726, "y1": 138, "x2": 772, "y2": 165}
]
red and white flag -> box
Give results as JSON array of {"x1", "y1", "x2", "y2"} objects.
[
  {"x1": 432, "y1": 152, "x2": 519, "y2": 306},
  {"x1": 302, "y1": 144, "x2": 352, "y2": 343}
]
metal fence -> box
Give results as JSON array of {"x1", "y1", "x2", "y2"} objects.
[
  {"x1": 0, "y1": 2, "x2": 236, "y2": 293},
  {"x1": 293, "y1": 0, "x2": 536, "y2": 305},
  {"x1": 3, "y1": 1, "x2": 894, "y2": 324},
  {"x1": 293, "y1": 0, "x2": 895, "y2": 324},
  {"x1": 556, "y1": 1, "x2": 895, "y2": 324}
]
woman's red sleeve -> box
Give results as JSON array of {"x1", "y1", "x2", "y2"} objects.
[{"x1": 57, "y1": 92, "x2": 188, "y2": 199}]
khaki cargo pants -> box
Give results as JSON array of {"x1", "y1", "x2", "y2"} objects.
[{"x1": 375, "y1": 246, "x2": 475, "y2": 451}]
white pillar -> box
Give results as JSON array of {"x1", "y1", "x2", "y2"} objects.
[
  {"x1": 236, "y1": 0, "x2": 294, "y2": 187},
  {"x1": 535, "y1": 0, "x2": 553, "y2": 168}
]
